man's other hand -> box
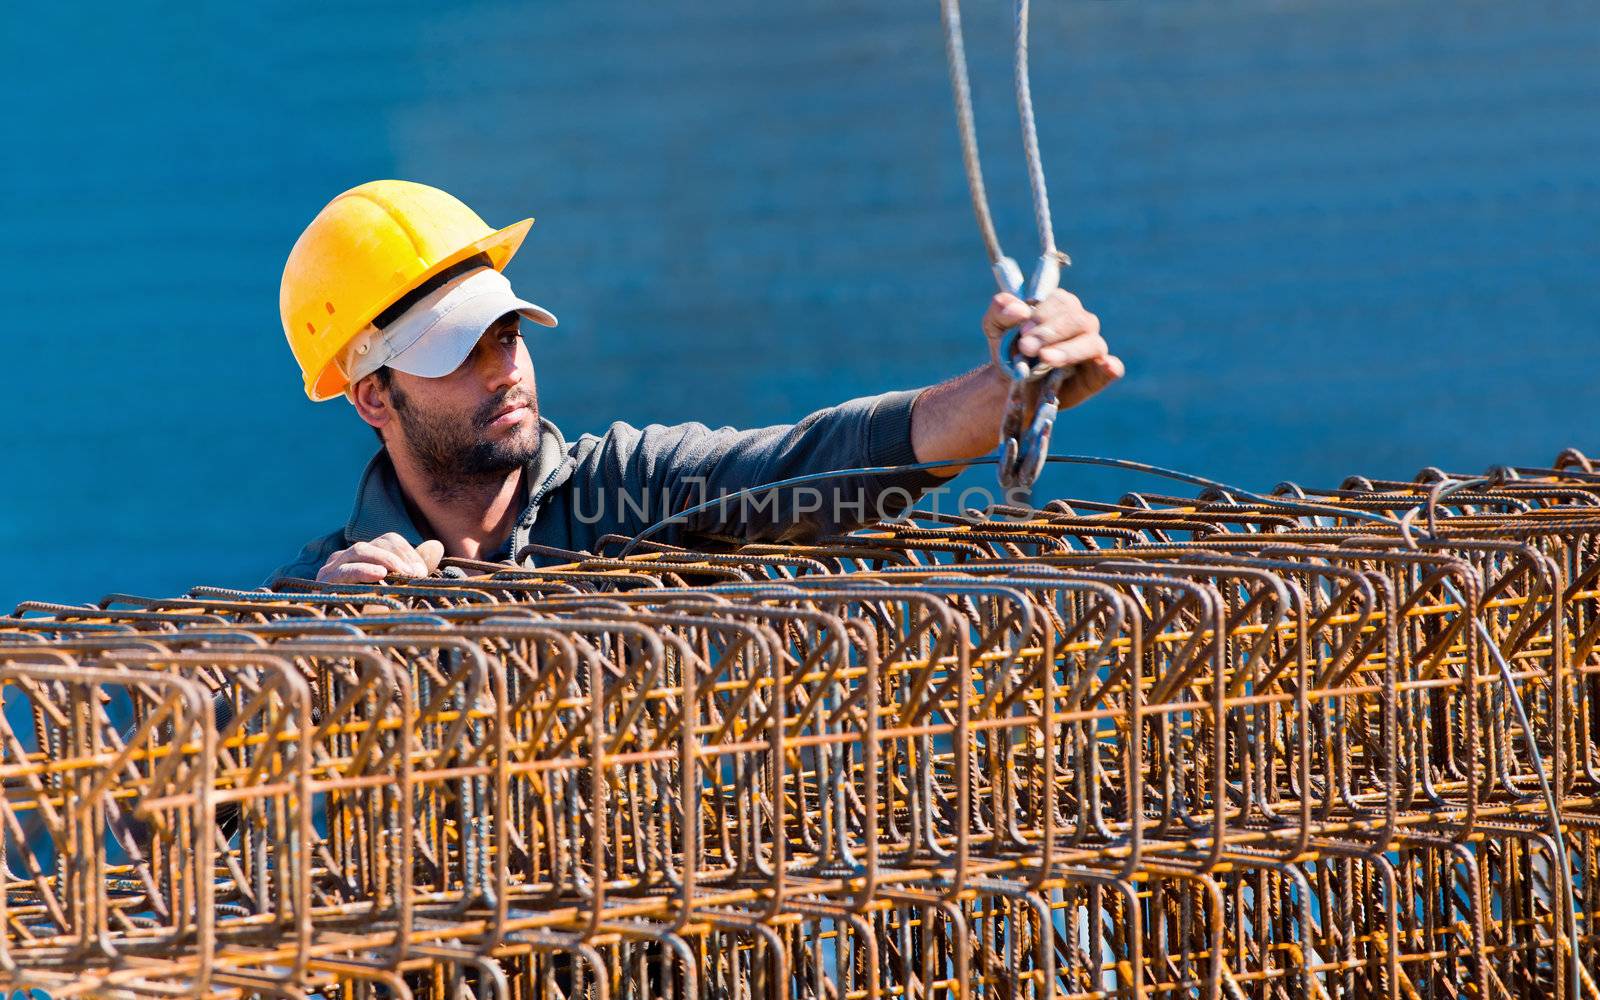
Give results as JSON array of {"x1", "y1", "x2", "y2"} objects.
[
  {"x1": 316, "y1": 532, "x2": 445, "y2": 583},
  {"x1": 981, "y1": 290, "x2": 1125, "y2": 409}
]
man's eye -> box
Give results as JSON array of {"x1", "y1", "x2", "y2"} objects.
[{"x1": 499, "y1": 332, "x2": 518, "y2": 346}]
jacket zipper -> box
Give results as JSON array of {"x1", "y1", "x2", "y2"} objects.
[{"x1": 512, "y1": 457, "x2": 572, "y2": 564}]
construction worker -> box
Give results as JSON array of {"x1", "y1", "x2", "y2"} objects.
[{"x1": 269, "y1": 180, "x2": 1122, "y2": 584}]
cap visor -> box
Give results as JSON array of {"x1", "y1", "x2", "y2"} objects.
[{"x1": 386, "y1": 281, "x2": 557, "y2": 379}]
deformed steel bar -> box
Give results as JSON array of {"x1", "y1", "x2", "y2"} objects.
[{"x1": 2, "y1": 448, "x2": 1600, "y2": 996}]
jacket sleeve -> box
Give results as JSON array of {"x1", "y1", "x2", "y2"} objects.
[
  {"x1": 262, "y1": 529, "x2": 347, "y2": 587},
  {"x1": 567, "y1": 388, "x2": 948, "y2": 544}
]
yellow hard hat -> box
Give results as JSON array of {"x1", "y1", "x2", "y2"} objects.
[{"x1": 280, "y1": 179, "x2": 534, "y2": 401}]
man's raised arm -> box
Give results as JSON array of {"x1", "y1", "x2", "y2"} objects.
[{"x1": 572, "y1": 288, "x2": 1122, "y2": 543}]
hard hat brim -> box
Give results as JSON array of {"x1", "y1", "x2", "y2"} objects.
[
  {"x1": 468, "y1": 217, "x2": 534, "y2": 275},
  {"x1": 306, "y1": 217, "x2": 535, "y2": 400}
]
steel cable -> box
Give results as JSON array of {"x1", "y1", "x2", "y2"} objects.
[
  {"x1": 1014, "y1": 0, "x2": 1063, "y2": 267},
  {"x1": 939, "y1": 0, "x2": 1004, "y2": 271}
]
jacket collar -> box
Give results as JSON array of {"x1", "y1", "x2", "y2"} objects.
[{"x1": 344, "y1": 417, "x2": 570, "y2": 545}]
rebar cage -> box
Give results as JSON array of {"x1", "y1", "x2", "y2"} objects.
[{"x1": 5, "y1": 449, "x2": 1600, "y2": 999}]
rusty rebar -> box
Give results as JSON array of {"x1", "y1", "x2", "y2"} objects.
[{"x1": 4, "y1": 448, "x2": 1600, "y2": 997}]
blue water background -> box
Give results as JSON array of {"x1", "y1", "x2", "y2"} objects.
[{"x1": 1, "y1": 1, "x2": 1596, "y2": 610}]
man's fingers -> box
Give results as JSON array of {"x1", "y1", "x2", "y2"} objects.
[
  {"x1": 319, "y1": 562, "x2": 389, "y2": 584},
  {"x1": 1038, "y1": 334, "x2": 1109, "y2": 370},
  {"x1": 317, "y1": 534, "x2": 445, "y2": 585},
  {"x1": 1057, "y1": 354, "x2": 1126, "y2": 409},
  {"x1": 333, "y1": 563, "x2": 390, "y2": 583},
  {"x1": 368, "y1": 533, "x2": 429, "y2": 576},
  {"x1": 982, "y1": 294, "x2": 1034, "y2": 340},
  {"x1": 417, "y1": 539, "x2": 445, "y2": 573},
  {"x1": 351, "y1": 540, "x2": 414, "y2": 573},
  {"x1": 1033, "y1": 288, "x2": 1085, "y2": 323},
  {"x1": 346, "y1": 541, "x2": 417, "y2": 577},
  {"x1": 1016, "y1": 309, "x2": 1100, "y2": 358},
  {"x1": 985, "y1": 285, "x2": 1120, "y2": 410},
  {"x1": 1077, "y1": 353, "x2": 1123, "y2": 390}
]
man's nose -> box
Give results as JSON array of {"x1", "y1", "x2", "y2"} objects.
[{"x1": 481, "y1": 335, "x2": 522, "y2": 393}]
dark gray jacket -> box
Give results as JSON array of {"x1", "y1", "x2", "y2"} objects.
[{"x1": 267, "y1": 388, "x2": 944, "y2": 584}]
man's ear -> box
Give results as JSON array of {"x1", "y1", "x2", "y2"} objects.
[{"x1": 350, "y1": 374, "x2": 393, "y2": 433}]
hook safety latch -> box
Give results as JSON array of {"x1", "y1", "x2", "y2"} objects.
[{"x1": 995, "y1": 253, "x2": 1070, "y2": 500}]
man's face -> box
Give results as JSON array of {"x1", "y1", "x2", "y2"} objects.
[{"x1": 377, "y1": 314, "x2": 542, "y2": 484}]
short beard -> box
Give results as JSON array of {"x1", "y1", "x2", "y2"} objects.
[{"x1": 388, "y1": 382, "x2": 541, "y2": 502}]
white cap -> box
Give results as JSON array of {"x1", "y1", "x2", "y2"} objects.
[{"x1": 342, "y1": 267, "x2": 557, "y2": 387}]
